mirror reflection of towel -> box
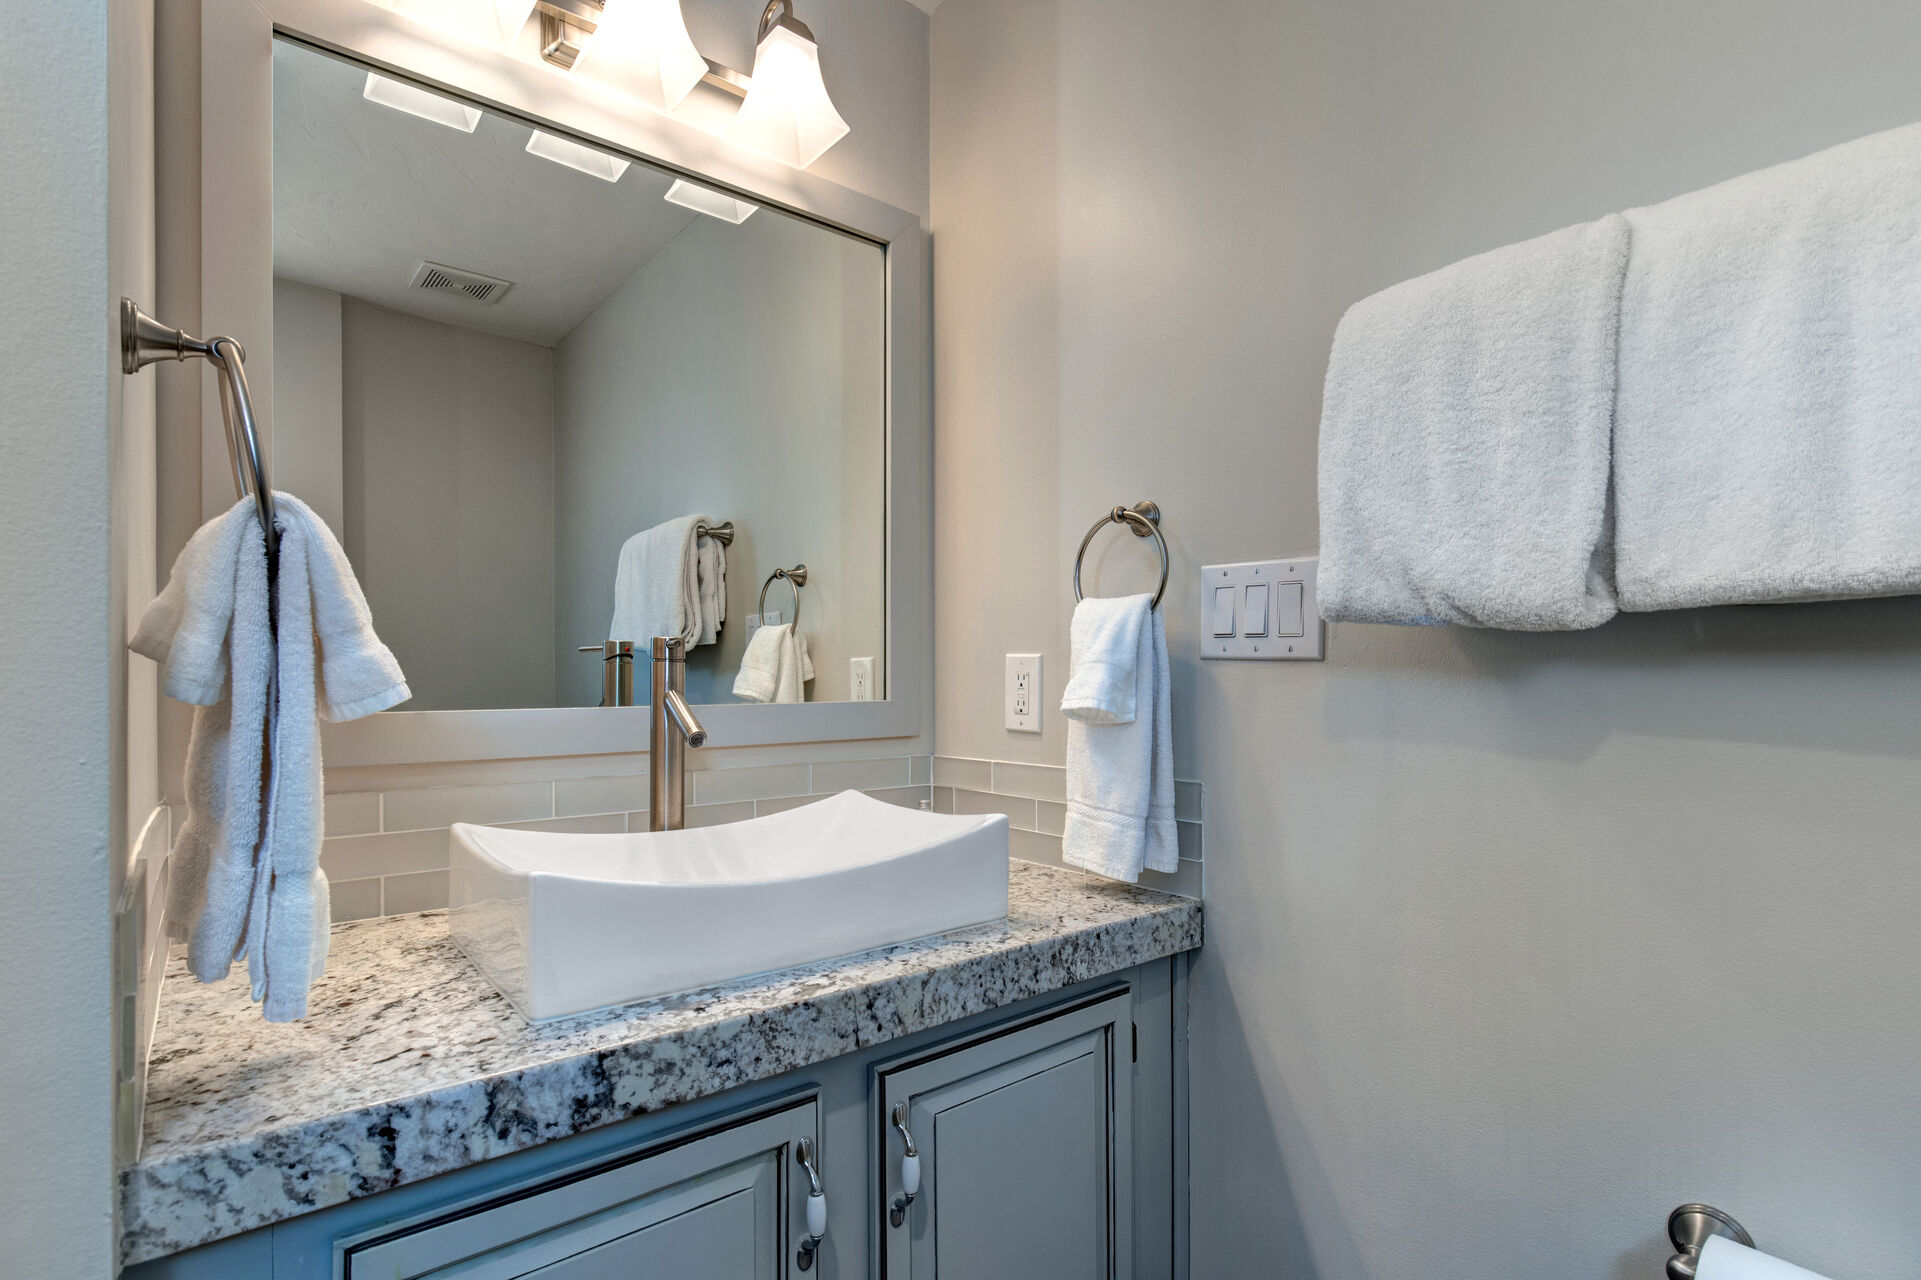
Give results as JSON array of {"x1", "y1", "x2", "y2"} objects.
[
  {"x1": 733, "y1": 622, "x2": 813, "y2": 703},
  {"x1": 609, "y1": 515, "x2": 725, "y2": 647}
]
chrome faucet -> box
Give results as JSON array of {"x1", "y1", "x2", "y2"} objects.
[{"x1": 648, "y1": 636, "x2": 708, "y2": 830}]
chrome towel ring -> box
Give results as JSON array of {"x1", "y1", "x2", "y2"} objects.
[
  {"x1": 1074, "y1": 500, "x2": 1169, "y2": 609},
  {"x1": 759, "y1": 564, "x2": 809, "y2": 625}
]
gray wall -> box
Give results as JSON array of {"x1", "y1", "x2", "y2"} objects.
[
  {"x1": 0, "y1": 0, "x2": 141, "y2": 1270},
  {"x1": 930, "y1": 2, "x2": 1921, "y2": 1277},
  {"x1": 341, "y1": 298, "x2": 558, "y2": 711},
  {"x1": 273, "y1": 277, "x2": 345, "y2": 535},
  {"x1": 552, "y1": 212, "x2": 886, "y2": 705}
]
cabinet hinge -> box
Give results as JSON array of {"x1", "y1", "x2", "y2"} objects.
[{"x1": 1131, "y1": 1022, "x2": 1138, "y2": 1063}]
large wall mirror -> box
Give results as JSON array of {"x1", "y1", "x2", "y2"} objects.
[{"x1": 272, "y1": 37, "x2": 886, "y2": 712}]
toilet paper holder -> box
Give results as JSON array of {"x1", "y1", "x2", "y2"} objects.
[{"x1": 1666, "y1": 1204, "x2": 1756, "y2": 1279}]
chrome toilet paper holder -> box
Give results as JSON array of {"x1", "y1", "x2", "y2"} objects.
[{"x1": 1666, "y1": 1204, "x2": 1756, "y2": 1279}]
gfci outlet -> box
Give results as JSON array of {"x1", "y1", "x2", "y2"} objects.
[
  {"x1": 1005, "y1": 654, "x2": 1042, "y2": 733},
  {"x1": 849, "y1": 656, "x2": 875, "y2": 701}
]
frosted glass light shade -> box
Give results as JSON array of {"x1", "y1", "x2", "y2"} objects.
[
  {"x1": 386, "y1": 0, "x2": 538, "y2": 48},
  {"x1": 363, "y1": 73, "x2": 482, "y2": 132},
  {"x1": 729, "y1": 23, "x2": 849, "y2": 169},
  {"x1": 574, "y1": 0, "x2": 708, "y2": 113},
  {"x1": 526, "y1": 130, "x2": 631, "y2": 182},
  {"x1": 664, "y1": 178, "x2": 758, "y2": 223}
]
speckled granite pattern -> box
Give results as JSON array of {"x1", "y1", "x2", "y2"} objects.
[{"x1": 119, "y1": 860, "x2": 1200, "y2": 1265}]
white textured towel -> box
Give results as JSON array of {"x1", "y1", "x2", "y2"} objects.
[
  {"x1": 1060, "y1": 595, "x2": 1177, "y2": 883},
  {"x1": 1615, "y1": 122, "x2": 1921, "y2": 610},
  {"x1": 132, "y1": 495, "x2": 408, "y2": 1022},
  {"x1": 1317, "y1": 215, "x2": 1629, "y2": 629},
  {"x1": 732, "y1": 621, "x2": 813, "y2": 703},
  {"x1": 609, "y1": 516, "x2": 726, "y2": 651}
]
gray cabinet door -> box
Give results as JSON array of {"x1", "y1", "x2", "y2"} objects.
[
  {"x1": 343, "y1": 1100, "x2": 815, "y2": 1280},
  {"x1": 877, "y1": 990, "x2": 1134, "y2": 1280}
]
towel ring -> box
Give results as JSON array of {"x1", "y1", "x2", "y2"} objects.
[
  {"x1": 1074, "y1": 501, "x2": 1168, "y2": 609},
  {"x1": 759, "y1": 564, "x2": 808, "y2": 626}
]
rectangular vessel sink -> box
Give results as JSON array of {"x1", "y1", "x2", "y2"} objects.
[{"x1": 450, "y1": 790, "x2": 1010, "y2": 1020}]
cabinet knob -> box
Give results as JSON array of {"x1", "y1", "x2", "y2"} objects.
[
  {"x1": 796, "y1": 1137, "x2": 827, "y2": 1270},
  {"x1": 889, "y1": 1102, "x2": 921, "y2": 1228}
]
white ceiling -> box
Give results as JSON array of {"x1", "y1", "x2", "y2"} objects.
[{"x1": 272, "y1": 41, "x2": 701, "y2": 346}]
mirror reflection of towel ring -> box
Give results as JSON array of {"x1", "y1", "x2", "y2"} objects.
[
  {"x1": 1073, "y1": 501, "x2": 1169, "y2": 609},
  {"x1": 759, "y1": 564, "x2": 809, "y2": 626}
]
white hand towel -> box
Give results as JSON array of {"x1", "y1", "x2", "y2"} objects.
[
  {"x1": 609, "y1": 515, "x2": 708, "y2": 648},
  {"x1": 129, "y1": 497, "x2": 258, "y2": 705},
  {"x1": 1317, "y1": 214, "x2": 1629, "y2": 630},
  {"x1": 1615, "y1": 122, "x2": 1921, "y2": 610},
  {"x1": 132, "y1": 494, "x2": 408, "y2": 1022},
  {"x1": 732, "y1": 622, "x2": 813, "y2": 704},
  {"x1": 1061, "y1": 595, "x2": 1177, "y2": 882}
]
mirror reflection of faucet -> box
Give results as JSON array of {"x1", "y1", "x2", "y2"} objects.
[{"x1": 649, "y1": 636, "x2": 708, "y2": 830}]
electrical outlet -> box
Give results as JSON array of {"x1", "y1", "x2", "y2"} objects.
[
  {"x1": 850, "y1": 656, "x2": 875, "y2": 701},
  {"x1": 1005, "y1": 654, "x2": 1042, "y2": 733}
]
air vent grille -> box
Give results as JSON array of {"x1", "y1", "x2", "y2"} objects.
[{"x1": 407, "y1": 260, "x2": 512, "y2": 304}]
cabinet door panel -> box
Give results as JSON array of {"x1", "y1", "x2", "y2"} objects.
[
  {"x1": 927, "y1": 1048, "x2": 1108, "y2": 1280},
  {"x1": 525, "y1": 1189, "x2": 760, "y2": 1278},
  {"x1": 878, "y1": 990, "x2": 1134, "y2": 1280}
]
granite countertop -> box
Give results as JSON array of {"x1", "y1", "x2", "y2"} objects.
[{"x1": 119, "y1": 859, "x2": 1201, "y2": 1266}]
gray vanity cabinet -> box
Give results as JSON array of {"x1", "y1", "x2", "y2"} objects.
[
  {"x1": 876, "y1": 989, "x2": 1135, "y2": 1280},
  {"x1": 341, "y1": 1100, "x2": 816, "y2": 1279}
]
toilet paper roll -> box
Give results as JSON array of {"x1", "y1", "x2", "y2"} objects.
[{"x1": 1697, "y1": 1235, "x2": 1833, "y2": 1280}]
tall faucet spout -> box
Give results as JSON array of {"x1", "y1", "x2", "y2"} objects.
[{"x1": 664, "y1": 689, "x2": 707, "y2": 747}]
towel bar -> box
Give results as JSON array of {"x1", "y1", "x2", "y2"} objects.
[
  {"x1": 1074, "y1": 500, "x2": 1169, "y2": 609},
  {"x1": 1666, "y1": 1204, "x2": 1756, "y2": 1279}
]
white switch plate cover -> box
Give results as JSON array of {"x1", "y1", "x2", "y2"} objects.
[
  {"x1": 849, "y1": 656, "x2": 875, "y2": 701},
  {"x1": 1005, "y1": 653, "x2": 1042, "y2": 732},
  {"x1": 1199, "y1": 558, "x2": 1323, "y2": 660}
]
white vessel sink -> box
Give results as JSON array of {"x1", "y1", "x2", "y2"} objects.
[{"x1": 450, "y1": 790, "x2": 1010, "y2": 1020}]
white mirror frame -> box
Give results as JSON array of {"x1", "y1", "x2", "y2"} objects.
[{"x1": 198, "y1": 0, "x2": 929, "y2": 765}]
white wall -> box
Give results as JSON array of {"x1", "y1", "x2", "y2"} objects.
[
  {"x1": 930, "y1": 2, "x2": 1921, "y2": 1277},
  {"x1": 0, "y1": 0, "x2": 141, "y2": 1270},
  {"x1": 341, "y1": 298, "x2": 558, "y2": 711},
  {"x1": 273, "y1": 277, "x2": 345, "y2": 534},
  {"x1": 552, "y1": 212, "x2": 887, "y2": 705}
]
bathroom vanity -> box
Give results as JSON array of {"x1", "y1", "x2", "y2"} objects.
[{"x1": 120, "y1": 861, "x2": 1200, "y2": 1277}]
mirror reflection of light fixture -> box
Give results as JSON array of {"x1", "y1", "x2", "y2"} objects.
[
  {"x1": 385, "y1": 0, "x2": 539, "y2": 48},
  {"x1": 572, "y1": 0, "x2": 707, "y2": 113},
  {"x1": 525, "y1": 129, "x2": 632, "y2": 182},
  {"x1": 664, "y1": 178, "x2": 758, "y2": 224},
  {"x1": 362, "y1": 73, "x2": 483, "y2": 132},
  {"x1": 728, "y1": 1, "x2": 850, "y2": 169}
]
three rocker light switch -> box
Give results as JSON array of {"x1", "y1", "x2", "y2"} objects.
[{"x1": 1198, "y1": 558, "x2": 1324, "y2": 661}]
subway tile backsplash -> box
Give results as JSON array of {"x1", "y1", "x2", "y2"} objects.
[{"x1": 309, "y1": 752, "x2": 1200, "y2": 927}]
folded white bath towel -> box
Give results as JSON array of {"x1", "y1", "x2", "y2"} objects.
[
  {"x1": 609, "y1": 516, "x2": 729, "y2": 651},
  {"x1": 1615, "y1": 122, "x2": 1921, "y2": 610},
  {"x1": 1317, "y1": 214, "x2": 1629, "y2": 629},
  {"x1": 132, "y1": 495, "x2": 408, "y2": 1022},
  {"x1": 696, "y1": 536, "x2": 727, "y2": 647},
  {"x1": 732, "y1": 621, "x2": 813, "y2": 704},
  {"x1": 1060, "y1": 595, "x2": 1177, "y2": 883}
]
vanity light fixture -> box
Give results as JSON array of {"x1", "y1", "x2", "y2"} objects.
[
  {"x1": 526, "y1": 129, "x2": 631, "y2": 181},
  {"x1": 664, "y1": 177, "x2": 758, "y2": 223},
  {"x1": 362, "y1": 73, "x2": 482, "y2": 132},
  {"x1": 571, "y1": 0, "x2": 708, "y2": 113},
  {"x1": 728, "y1": 0, "x2": 850, "y2": 169},
  {"x1": 385, "y1": 0, "x2": 539, "y2": 49}
]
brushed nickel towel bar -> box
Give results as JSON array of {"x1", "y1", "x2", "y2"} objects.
[
  {"x1": 120, "y1": 298, "x2": 278, "y2": 562},
  {"x1": 697, "y1": 520, "x2": 735, "y2": 546},
  {"x1": 1074, "y1": 500, "x2": 1169, "y2": 609}
]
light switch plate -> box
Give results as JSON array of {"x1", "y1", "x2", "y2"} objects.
[
  {"x1": 1005, "y1": 653, "x2": 1042, "y2": 732},
  {"x1": 1199, "y1": 557, "x2": 1323, "y2": 660},
  {"x1": 850, "y1": 656, "x2": 875, "y2": 701}
]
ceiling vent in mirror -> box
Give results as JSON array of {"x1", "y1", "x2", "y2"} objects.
[{"x1": 408, "y1": 261, "x2": 513, "y2": 304}]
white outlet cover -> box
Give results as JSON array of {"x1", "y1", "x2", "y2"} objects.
[
  {"x1": 850, "y1": 656, "x2": 875, "y2": 701},
  {"x1": 1005, "y1": 653, "x2": 1042, "y2": 733}
]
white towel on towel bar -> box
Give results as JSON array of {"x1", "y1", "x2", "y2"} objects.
[
  {"x1": 1614, "y1": 122, "x2": 1921, "y2": 610},
  {"x1": 1060, "y1": 594, "x2": 1177, "y2": 883},
  {"x1": 1317, "y1": 214, "x2": 1629, "y2": 629},
  {"x1": 609, "y1": 515, "x2": 726, "y2": 650}
]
